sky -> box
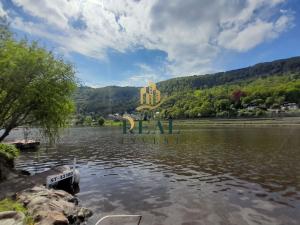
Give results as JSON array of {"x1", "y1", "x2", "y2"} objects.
[{"x1": 1, "y1": 0, "x2": 300, "y2": 87}]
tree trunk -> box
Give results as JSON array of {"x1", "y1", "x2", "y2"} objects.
[{"x1": 0, "y1": 128, "x2": 11, "y2": 142}]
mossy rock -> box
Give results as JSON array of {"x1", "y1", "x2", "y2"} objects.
[{"x1": 0, "y1": 198, "x2": 33, "y2": 225}]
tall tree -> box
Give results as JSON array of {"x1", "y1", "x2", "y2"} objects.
[
  {"x1": 0, "y1": 25, "x2": 77, "y2": 142},
  {"x1": 0, "y1": 17, "x2": 11, "y2": 41}
]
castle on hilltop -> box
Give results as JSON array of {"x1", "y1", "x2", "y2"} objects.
[{"x1": 140, "y1": 82, "x2": 161, "y2": 106}]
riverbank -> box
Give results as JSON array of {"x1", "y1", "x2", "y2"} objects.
[
  {"x1": 104, "y1": 119, "x2": 122, "y2": 126},
  {"x1": 168, "y1": 116, "x2": 300, "y2": 127},
  {"x1": 0, "y1": 165, "x2": 76, "y2": 199},
  {"x1": 0, "y1": 186, "x2": 92, "y2": 225},
  {"x1": 0, "y1": 147, "x2": 92, "y2": 225}
]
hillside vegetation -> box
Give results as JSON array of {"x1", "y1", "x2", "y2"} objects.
[
  {"x1": 75, "y1": 86, "x2": 139, "y2": 116},
  {"x1": 159, "y1": 74, "x2": 300, "y2": 118},
  {"x1": 157, "y1": 56, "x2": 300, "y2": 95},
  {"x1": 74, "y1": 57, "x2": 300, "y2": 118}
]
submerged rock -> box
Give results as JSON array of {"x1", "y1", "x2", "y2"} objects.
[{"x1": 16, "y1": 185, "x2": 92, "y2": 225}]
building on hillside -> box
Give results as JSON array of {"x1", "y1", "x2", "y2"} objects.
[
  {"x1": 281, "y1": 103, "x2": 298, "y2": 111},
  {"x1": 140, "y1": 82, "x2": 161, "y2": 106}
]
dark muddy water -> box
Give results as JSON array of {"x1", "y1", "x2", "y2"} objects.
[{"x1": 7, "y1": 126, "x2": 300, "y2": 225}]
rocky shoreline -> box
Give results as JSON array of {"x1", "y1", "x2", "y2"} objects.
[
  {"x1": 0, "y1": 154, "x2": 93, "y2": 225},
  {"x1": 15, "y1": 185, "x2": 92, "y2": 225}
]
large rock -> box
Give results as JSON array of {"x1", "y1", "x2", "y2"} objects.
[
  {"x1": 0, "y1": 211, "x2": 25, "y2": 225},
  {"x1": 35, "y1": 211, "x2": 69, "y2": 225},
  {"x1": 16, "y1": 186, "x2": 92, "y2": 225}
]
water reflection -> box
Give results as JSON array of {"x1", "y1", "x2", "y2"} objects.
[{"x1": 7, "y1": 126, "x2": 300, "y2": 225}]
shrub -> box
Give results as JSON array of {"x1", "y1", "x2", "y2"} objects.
[
  {"x1": 216, "y1": 111, "x2": 229, "y2": 118},
  {"x1": 0, "y1": 143, "x2": 19, "y2": 160},
  {"x1": 98, "y1": 117, "x2": 105, "y2": 126},
  {"x1": 238, "y1": 109, "x2": 254, "y2": 117},
  {"x1": 255, "y1": 109, "x2": 266, "y2": 117}
]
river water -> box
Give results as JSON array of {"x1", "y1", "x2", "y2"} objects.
[{"x1": 8, "y1": 125, "x2": 300, "y2": 225}]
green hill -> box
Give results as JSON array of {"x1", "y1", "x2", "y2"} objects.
[
  {"x1": 74, "y1": 86, "x2": 139, "y2": 116},
  {"x1": 74, "y1": 56, "x2": 300, "y2": 117},
  {"x1": 157, "y1": 56, "x2": 300, "y2": 95},
  {"x1": 158, "y1": 74, "x2": 300, "y2": 119}
]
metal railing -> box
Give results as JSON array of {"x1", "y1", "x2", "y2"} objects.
[{"x1": 95, "y1": 215, "x2": 142, "y2": 225}]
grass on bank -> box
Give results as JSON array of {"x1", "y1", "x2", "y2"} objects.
[
  {"x1": 173, "y1": 117, "x2": 300, "y2": 125},
  {"x1": 104, "y1": 120, "x2": 123, "y2": 126},
  {"x1": 0, "y1": 198, "x2": 33, "y2": 225}
]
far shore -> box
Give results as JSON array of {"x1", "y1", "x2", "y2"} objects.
[
  {"x1": 99, "y1": 116, "x2": 300, "y2": 128},
  {"x1": 170, "y1": 117, "x2": 300, "y2": 127}
]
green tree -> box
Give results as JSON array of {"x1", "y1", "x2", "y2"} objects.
[
  {"x1": 188, "y1": 107, "x2": 202, "y2": 118},
  {"x1": 170, "y1": 107, "x2": 184, "y2": 118},
  {"x1": 215, "y1": 99, "x2": 231, "y2": 112},
  {"x1": 84, "y1": 116, "x2": 93, "y2": 126},
  {"x1": 98, "y1": 117, "x2": 105, "y2": 126},
  {"x1": 0, "y1": 17, "x2": 11, "y2": 42},
  {"x1": 199, "y1": 101, "x2": 215, "y2": 117},
  {"x1": 255, "y1": 109, "x2": 266, "y2": 117},
  {"x1": 265, "y1": 96, "x2": 275, "y2": 107},
  {"x1": 0, "y1": 28, "x2": 76, "y2": 142}
]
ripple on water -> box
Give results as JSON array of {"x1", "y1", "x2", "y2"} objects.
[{"x1": 11, "y1": 126, "x2": 300, "y2": 225}]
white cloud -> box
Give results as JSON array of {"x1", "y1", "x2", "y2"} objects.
[
  {"x1": 218, "y1": 12, "x2": 294, "y2": 52},
  {"x1": 0, "y1": 2, "x2": 7, "y2": 17},
  {"x1": 218, "y1": 20, "x2": 275, "y2": 52},
  {"x1": 121, "y1": 63, "x2": 165, "y2": 87},
  {"x1": 3, "y1": 0, "x2": 294, "y2": 77},
  {"x1": 275, "y1": 14, "x2": 294, "y2": 32},
  {"x1": 123, "y1": 74, "x2": 161, "y2": 87}
]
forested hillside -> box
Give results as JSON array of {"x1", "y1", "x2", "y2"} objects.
[
  {"x1": 74, "y1": 86, "x2": 139, "y2": 116},
  {"x1": 158, "y1": 74, "x2": 300, "y2": 119},
  {"x1": 74, "y1": 56, "x2": 300, "y2": 117},
  {"x1": 157, "y1": 56, "x2": 300, "y2": 95}
]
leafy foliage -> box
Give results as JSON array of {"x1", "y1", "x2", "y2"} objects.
[
  {"x1": 0, "y1": 27, "x2": 77, "y2": 142},
  {"x1": 0, "y1": 143, "x2": 19, "y2": 160},
  {"x1": 98, "y1": 117, "x2": 105, "y2": 126}
]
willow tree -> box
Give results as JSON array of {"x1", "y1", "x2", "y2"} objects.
[{"x1": 0, "y1": 23, "x2": 77, "y2": 142}]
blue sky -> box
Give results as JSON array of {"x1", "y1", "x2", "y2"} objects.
[{"x1": 1, "y1": 0, "x2": 300, "y2": 87}]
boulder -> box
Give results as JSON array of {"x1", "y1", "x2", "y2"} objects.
[
  {"x1": 36, "y1": 211, "x2": 69, "y2": 225},
  {"x1": 16, "y1": 185, "x2": 92, "y2": 225},
  {"x1": 0, "y1": 211, "x2": 25, "y2": 225},
  {"x1": 77, "y1": 207, "x2": 93, "y2": 219}
]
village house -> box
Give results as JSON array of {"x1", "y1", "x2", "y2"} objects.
[{"x1": 281, "y1": 103, "x2": 299, "y2": 111}]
